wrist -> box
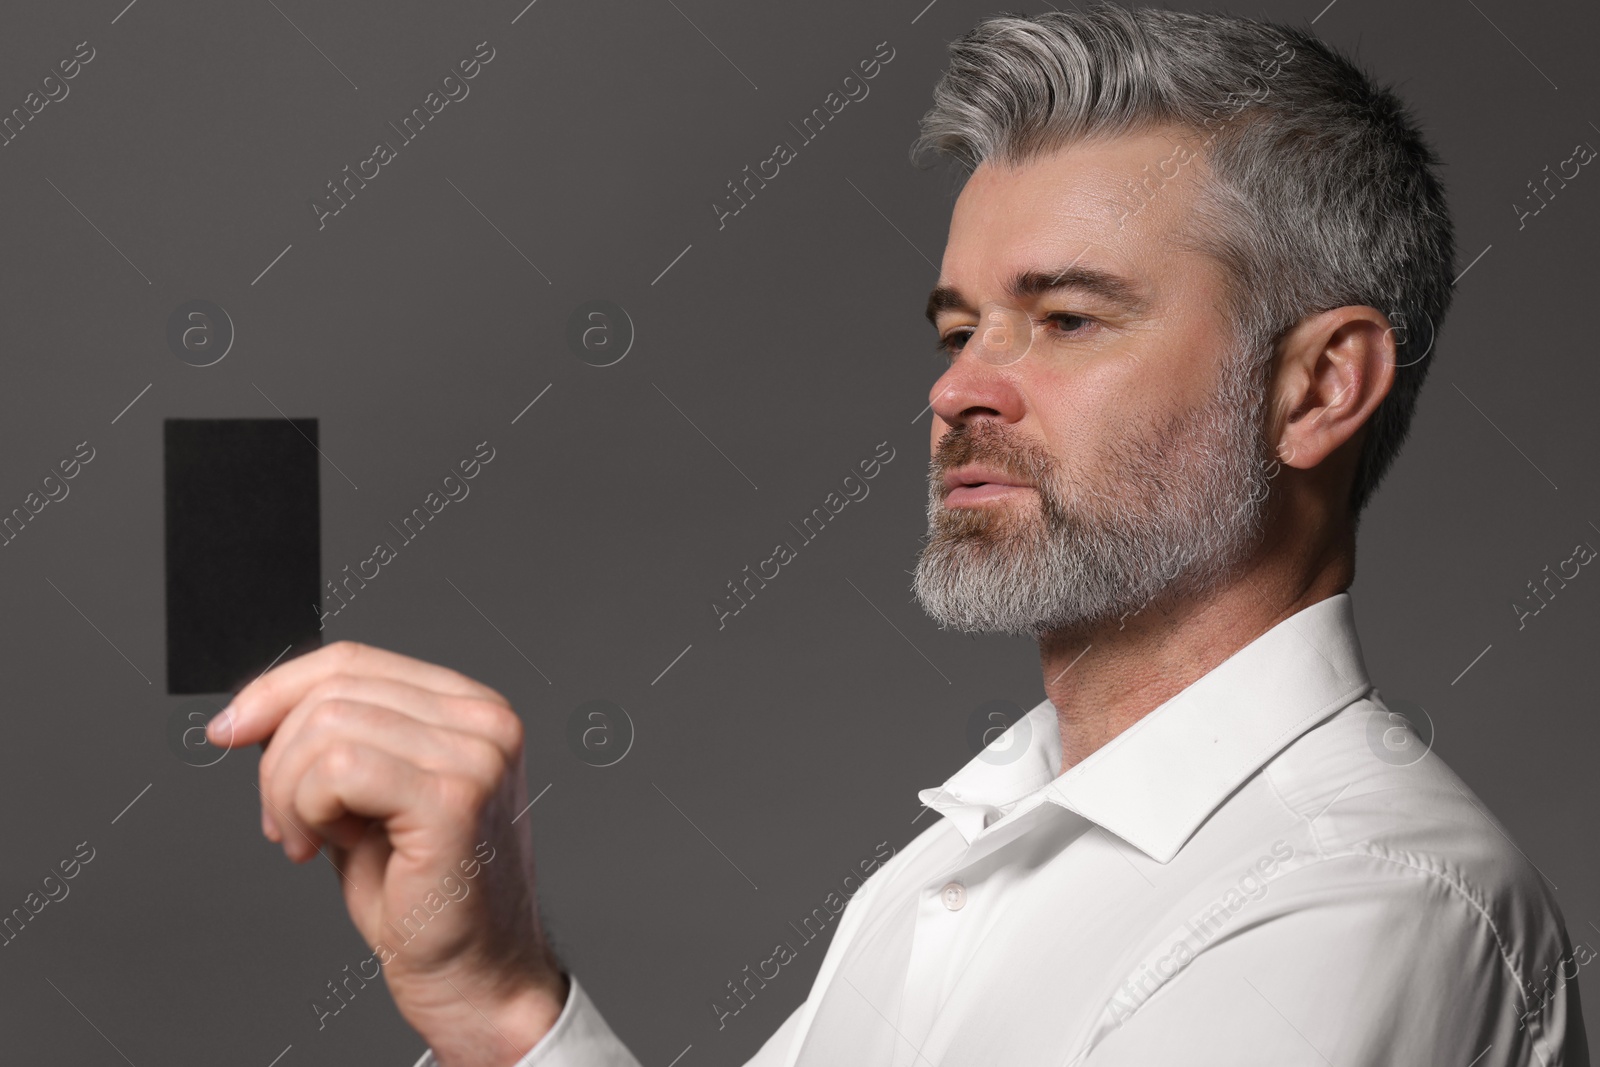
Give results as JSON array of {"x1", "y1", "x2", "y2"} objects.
[{"x1": 411, "y1": 969, "x2": 570, "y2": 1067}]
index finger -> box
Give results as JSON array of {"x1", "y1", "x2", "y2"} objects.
[{"x1": 206, "y1": 640, "x2": 508, "y2": 748}]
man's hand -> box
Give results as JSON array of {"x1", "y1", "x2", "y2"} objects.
[{"x1": 206, "y1": 640, "x2": 568, "y2": 1066}]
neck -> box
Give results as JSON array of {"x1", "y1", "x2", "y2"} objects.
[{"x1": 1039, "y1": 518, "x2": 1355, "y2": 771}]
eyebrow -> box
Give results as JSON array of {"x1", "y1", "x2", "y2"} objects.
[{"x1": 924, "y1": 264, "x2": 1151, "y2": 326}]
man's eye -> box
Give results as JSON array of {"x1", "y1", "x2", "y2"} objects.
[
  {"x1": 935, "y1": 330, "x2": 971, "y2": 358},
  {"x1": 1041, "y1": 313, "x2": 1094, "y2": 335},
  {"x1": 933, "y1": 314, "x2": 1096, "y2": 361}
]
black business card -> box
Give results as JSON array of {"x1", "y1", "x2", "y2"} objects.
[{"x1": 164, "y1": 418, "x2": 323, "y2": 695}]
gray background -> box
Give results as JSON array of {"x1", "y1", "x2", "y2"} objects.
[{"x1": 0, "y1": 0, "x2": 1596, "y2": 1063}]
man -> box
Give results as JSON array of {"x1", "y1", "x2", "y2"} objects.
[{"x1": 208, "y1": 5, "x2": 1589, "y2": 1065}]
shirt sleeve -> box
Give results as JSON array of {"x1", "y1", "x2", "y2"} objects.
[
  {"x1": 740, "y1": 998, "x2": 808, "y2": 1067},
  {"x1": 407, "y1": 976, "x2": 811, "y2": 1067},
  {"x1": 408, "y1": 975, "x2": 642, "y2": 1067},
  {"x1": 1081, "y1": 852, "x2": 1590, "y2": 1067}
]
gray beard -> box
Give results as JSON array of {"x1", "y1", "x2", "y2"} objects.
[{"x1": 911, "y1": 352, "x2": 1274, "y2": 638}]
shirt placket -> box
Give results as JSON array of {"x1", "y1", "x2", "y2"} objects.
[{"x1": 890, "y1": 803, "x2": 1054, "y2": 1067}]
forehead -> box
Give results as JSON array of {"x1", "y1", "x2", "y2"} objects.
[{"x1": 943, "y1": 126, "x2": 1212, "y2": 290}]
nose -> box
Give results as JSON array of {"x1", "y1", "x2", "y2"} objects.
[{"x1": 929, "y1": 317, "x2": 1029, "y2": 429}]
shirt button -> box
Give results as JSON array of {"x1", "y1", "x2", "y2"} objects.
[{"x1": 941, "y1": 881, "x2": 966, "y2": 911}]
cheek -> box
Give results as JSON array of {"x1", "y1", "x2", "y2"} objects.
[{"x1": 1025, "y1": 364, "x2": 1132, "y2": 464}]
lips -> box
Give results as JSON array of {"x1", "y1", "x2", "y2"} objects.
[
  {"x1": 940, "y1": 464, "x2": 1036, "y2": 508},
  {"x1": 942, "y1": 464, "x2": 1033, "y2": 492}
]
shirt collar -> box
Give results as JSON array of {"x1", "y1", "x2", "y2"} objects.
[{"x1": 917, "y1": 592, "x2": 1374, "y2": 864}]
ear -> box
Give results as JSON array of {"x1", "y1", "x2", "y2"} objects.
[{"x1": 1270, "y1": 306, "x2": 1397, "y2": 470}]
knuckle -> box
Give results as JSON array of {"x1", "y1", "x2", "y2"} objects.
[
  {"x1": 306, "y1": 694, "x2": 369, "y2": 731},
  {"x1": 305, "y1": 673, "x2": 358, "y2": 706},
  {"x1": 318, "y1": 742, "x2": 364, "y2": 782},
  {"x1": 451, "y1": 670, "x2": 508, "y2": 709},
  {"x1": 462, "y1": 735, "x2": 510, "y2": 786},
  {"x1": 487, "y1": 703, "x2": 525, "y2": 755},
  {"x1": 302, "y1": 694, "x2": 380, "y2": 740},
  {"x1": 432, "y1": 772, "x2": 490, "y2": 817},
  {"x1": 445, "y1": 695, "x2": 523, "y2": 755}
]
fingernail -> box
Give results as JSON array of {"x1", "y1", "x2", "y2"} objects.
[
  {"x1": 206, "y1": 705, "x2": 234, "y2": 743},
  {"x1": 261, "y1": 805, "x2": 280, "y2": 842}
]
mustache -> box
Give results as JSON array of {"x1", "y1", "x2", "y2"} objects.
[{"x1": 930, "y1": 424, "x2": 1052, "y2": 488}]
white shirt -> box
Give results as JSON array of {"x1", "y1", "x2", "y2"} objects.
[{"x1": 413, "y1": 592, "x2": 1590, "y2": 1066}]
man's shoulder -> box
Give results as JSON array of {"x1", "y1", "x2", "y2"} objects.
[
  {"x1": 1259, "y1": 691, "x2": 1568, "y2": 949},
  {"x1": 1090, "y1": 689, "x2": 1587, "y2": 1066}
]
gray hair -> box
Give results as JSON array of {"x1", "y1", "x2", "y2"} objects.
[{"x1": 911, "y1": 3, "x2": 1456, "y2": 519}]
